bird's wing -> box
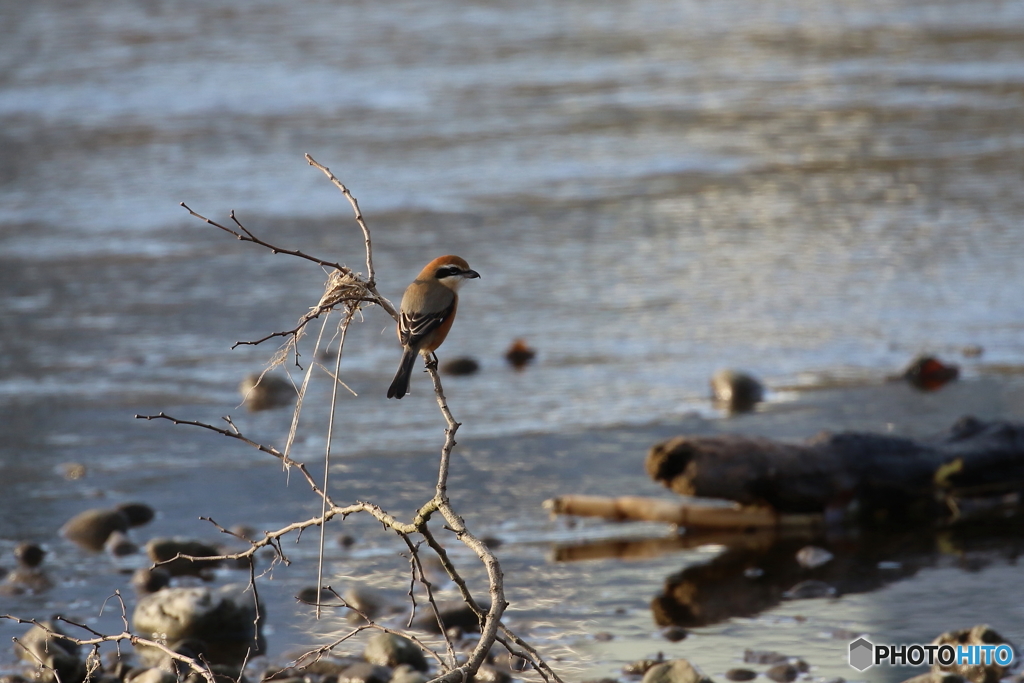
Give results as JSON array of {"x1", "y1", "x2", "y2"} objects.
[{"x1": 399, "y1": 299, "x2": 456, "y2": 348}]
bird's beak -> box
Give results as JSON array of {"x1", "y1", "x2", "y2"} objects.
[{"x1": 464, "y1": 269, "x2": 481, "y2": 279}]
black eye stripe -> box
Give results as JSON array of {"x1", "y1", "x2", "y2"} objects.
[{"x1": 435, "y1": 266, "x2": 461, "y2": 278}]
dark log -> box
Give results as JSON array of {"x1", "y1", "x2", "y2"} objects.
[{"x1": 646, "y1": 416, "x2": 1024, "y2": 522}]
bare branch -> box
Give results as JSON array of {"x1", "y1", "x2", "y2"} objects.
[
  {"x1": 305, "y1": 154, "x2": 376, "y2": 287},
  {"x1": 180, "y1": 203, "x2": 346, "y2": 273}
]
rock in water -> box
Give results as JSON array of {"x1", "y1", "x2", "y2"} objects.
[
  {"x1": 16, "y1": 621, "x2": 85, "y2": 683},
  {"x1": 363, "y1": 633, "x2": 427, "y2": 671},
  {"x1": 641, "y1": 659, "x2": 714, "y2": 683},
  {"x1": 145, "y1": 538, "x2": 222, "y2": 576},
  {"x1": 710, "y1": 369, "x2": 764, "y2": 413},
  {"x1": 61, "y1": 508, "x2": 130, "y2": 551},
  {"x1": 795, "y1": 545, "x2": 834, "y2": 569},
  {"x1": 504, "y1": 339, "x2": 536, "y2": 370},
  {"x1": 132, "y1": 585, "x2": 264, "y2": 666},
  {"x1": 441, "y1": 357, "x2": 480, "y2": 375}
]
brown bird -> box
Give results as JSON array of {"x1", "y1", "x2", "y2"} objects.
[{"x1": 387, "y1": 255, "x2": 480, "y2": 399}]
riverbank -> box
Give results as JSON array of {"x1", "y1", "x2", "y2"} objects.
[{"x1": 3, "y1": 373, "x2": 1024, "y2": 682}]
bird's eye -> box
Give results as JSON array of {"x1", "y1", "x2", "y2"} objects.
[{"x1": 435, "y1": 266, "x2": 459, "y2": 278}]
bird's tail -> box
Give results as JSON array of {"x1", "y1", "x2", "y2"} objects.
[{"x1": 387, "y1": 349, "x2": 418, "y2": 399}]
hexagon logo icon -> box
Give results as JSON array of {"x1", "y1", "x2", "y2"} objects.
[{"x1": 849, "y1": 637, "x2": 874, "y2": 671}]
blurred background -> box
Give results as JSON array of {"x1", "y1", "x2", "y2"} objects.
[{"x1": 2, "y1": 0, "x2": 1024, "y2": 681}]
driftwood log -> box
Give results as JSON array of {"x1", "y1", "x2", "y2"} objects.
[
  {"x1": 544, "y1": 495, "x2": 821, "y2": 528},
  {"x1": 646, "y1": 416, "x2": 1024, "y2": 523}
]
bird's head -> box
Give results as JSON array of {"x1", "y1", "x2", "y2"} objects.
[{"x1": 425, "y1": 255, "x2": 480, "y2": 291}]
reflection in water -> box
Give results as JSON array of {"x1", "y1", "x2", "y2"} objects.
[{"x1": 553, "y1": 522, "x2": 1024, "y2": 629}]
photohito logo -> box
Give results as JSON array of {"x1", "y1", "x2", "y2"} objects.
[{"x1": 849, "y1": 637, "x2": 1014, "y2": 671}]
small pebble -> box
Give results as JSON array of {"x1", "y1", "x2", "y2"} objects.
[
  {"x1": 14, "y1": 543, "x2": 45, "y2": 568},
  {"x1": 116, "y1": 503, "x2": 155, "y2": 527},
  {"x1": 441, "y1": 357, "x2": 480, "y2": 376},
  {"x1": 593, "y1": 632, "x2": 614, "y2": 642},
  {"x1": 961, "y1": 344, "x2": 984, "y2": 358},
  {"x1": 744, "y1": 650, "x2": 789, "y2": 665},
  {"x1": 765, "y1": 663, "x2": 798, "y2": 682},
  {"x1": 469, "y1": 665, "x2": 511, "y2": 683},
  {"x1": 725, "y1": 670, "x2": 757, "y2": 682},
  {"x1": 795, "y1": 545, "x2": 833, "y2": 569},
  {"x1": 622, "y1": 654, "x2": 664, "y2": 676},
  {"x1": 711, "y1": 369, "x2": 764, "y2": 413},
  {"x1": 296, "y1": 587, "x2": 336, "y2": 605},
  {"x1": 105, "y1": 531, "x2": 139, "y2": 557},
  {"x1": 660, "y1": 626, "x2": 688, "y2": 642},
  {"x1": 62, "y1": 463, "x2": 87, "y2": 480},
  {"x1": 145, "y1": 538, "x2": 222, "y2": 576},
  {"x1": 239, "y1": 373, "x2": 295, "y2": 411},
  {"x1": 131, "y1": 567, "x2": 171, "y2": 594}
]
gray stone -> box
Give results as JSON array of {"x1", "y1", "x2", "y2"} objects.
[
  {"x1": 127, "y1": 669, "x2": 177, "y2": 683},
  {"x1": 795, "y1": 545, "x2": 834, "y2": 569},
  {"x1": 61, "y1": 508, "x2": 130, "y2": 551},
  {"x1": 0, "y1": 567, "x2": 52, "y2": 595},
  {"x1": 743, "y1": 650, "x2": 789, "y2": 665},
  {"x1": 337, "y1": 662, "x2": 391, "y2": 683},
  {"x1": 389, "y1": 664, "x2": 428, "y2": 683},
  {"x1": 782, "y1": 579, "x2": 836, "y2": 600},
  {"x1": 116, "y1": 503, "x2": 155, "y2": 527},
  {"x1": 145, "y1": 538, "x2": 222, "y2": 576},
  {"x1": 343, "y1": 587, "x2": 388, "y2": 620},
  {"x1": 469, "y1": 665, "x2": 511, "y2": 683},
  {"x1": 363, "y1": 633, "x2": 427, "y2": 672},
  {"x1": 15, "y1": 621, "x2": 84, "y2": 683},
  {"x1": 622, "y1": 658, "x2": 663, "y2": 676},
  {"x1": 641, "y1": 659, "x2": 713, "y2": 683},
  {"x1": 710, "y1": 369, "x2": 764, "y2": 413},
  {"x1": 132, "y1": 585, "x2": 264, "y2": 666}
]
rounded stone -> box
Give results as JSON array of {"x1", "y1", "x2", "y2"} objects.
[
  {"x1": 17, "y1": 621, "x2": 84, "y2": 683},
  {"x1": 61, "y1": 508, "x2": 130, "y2": 551},
  {"x1": 116, "y1": 503, "x2": 156, "y2": 527},
  {"x1": 337, "y1": 662, "x2": 391, "y2": 683},
  {"x1": 441, "y1": 357, "x2": 480, "y2": 376},
  {"x1": 765, "y1": 663, "x2": 798, "y2": 682},
  {"x1": 132, "y1": 585, "x2": 263, "y2": 666},
  {"x1": 126, "y1": 669, "x2": 177, "y2": 683},
  {"x1": 14, "y1": 543, "x2": 45, "y2": 568},
  {"x1": 363, "y1": 633, "x2": 427, "y2": 672},
  {"x1": 641, "y1": 659, "x2": 713, "y2": 683}
]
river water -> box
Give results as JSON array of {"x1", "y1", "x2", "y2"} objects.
[{"x1": 2, "y1": 1, "x2": 1024, "y2": 681}]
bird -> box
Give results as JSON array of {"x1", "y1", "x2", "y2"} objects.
[{"x1": 387, "y1": 255, "x2": 480, "y2": 399}]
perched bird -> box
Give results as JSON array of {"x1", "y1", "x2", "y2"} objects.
[{"x1": 387, "y1": 255, "x2": 480, "y2": 399}]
